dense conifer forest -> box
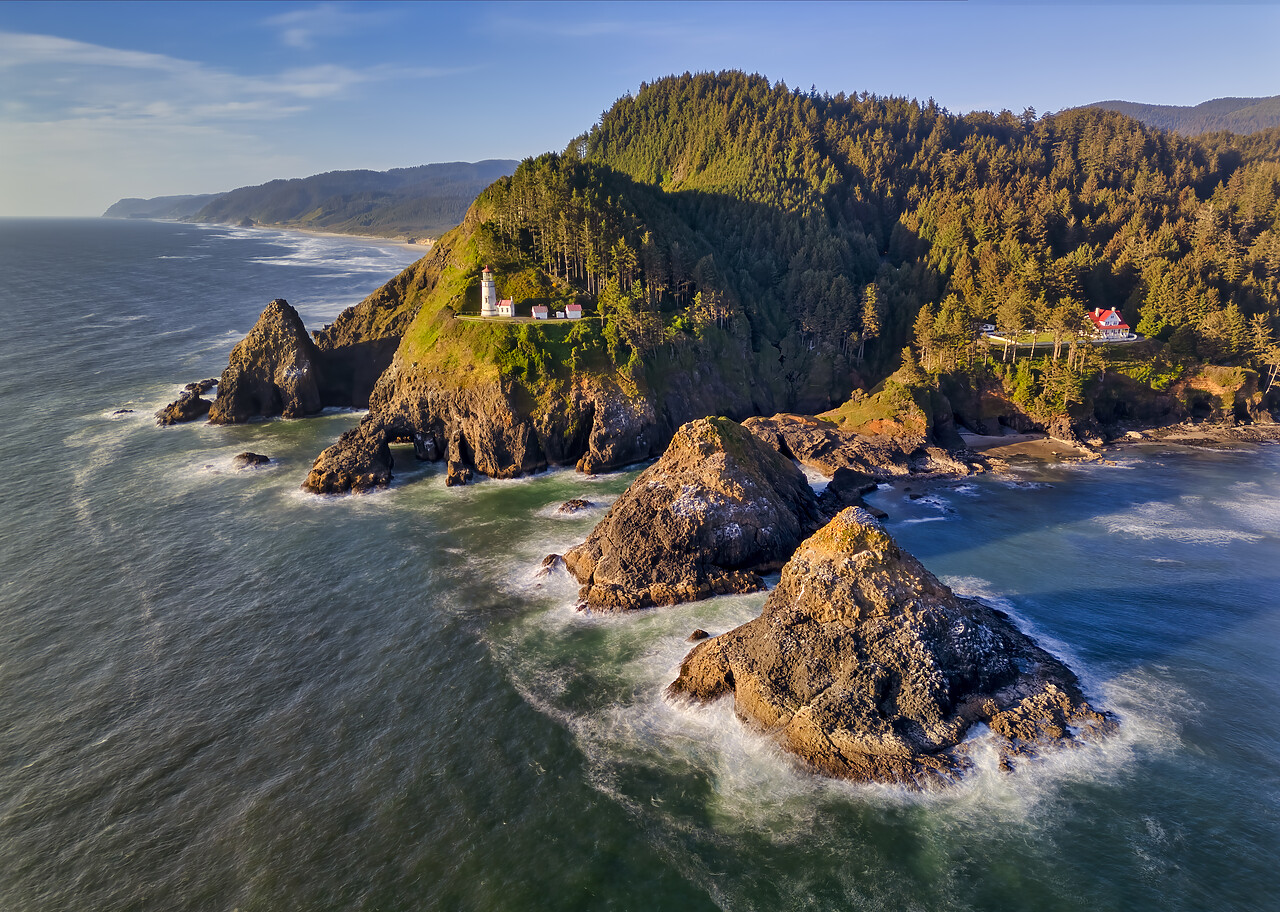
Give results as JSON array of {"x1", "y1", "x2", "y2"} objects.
[{"x1": 433, "y1": 72, "x2": 1280, "y2": 428}]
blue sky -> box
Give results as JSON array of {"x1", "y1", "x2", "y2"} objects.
[{"x1": 1, "y1": 1, "x2": 1277, "y2": 217}]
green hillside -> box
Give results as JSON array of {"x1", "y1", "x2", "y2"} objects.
[
  {"x1": 1087, "y1": 96, "x2": 1280, "y2": 136},
  {"x1": 104, "y1": 160, "x2": 518, "y2": 239},
  {"x1": 322, "y1": 72, "x2": 1280, "y2": 482}
]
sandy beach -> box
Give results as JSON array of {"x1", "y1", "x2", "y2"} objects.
[
  {"x1": 272, "y1": 224, "x2": 434, "y2": 253},
  {"x1": 958, "y1": 428, "x2": 1098, "y2": 459}
]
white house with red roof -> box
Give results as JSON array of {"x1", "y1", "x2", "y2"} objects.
[
  {"x1": 565, "y1": 303, "x2": 583, "y2": 320},
  {"x1": 531, "y1": 304, "x2": 549, "y2": 320},
  {"x1": 1088, "y1": 307, "x2": 1131, "y2": 340}
]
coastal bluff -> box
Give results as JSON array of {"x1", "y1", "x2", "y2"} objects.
[
  {"x1": 668, "y1": 507, "x2": 1115, "y2": 786},
  {"x1": 563, "y1": 417, "x2": 827, "y2": 611}
]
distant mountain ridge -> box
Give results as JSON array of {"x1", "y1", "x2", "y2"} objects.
[
  {"x1": 1084, "y1": 95, "x2": 1280, "y2": 135},
  {"x1": 103, "y1": 194, "x2": 221, "y2": 220},
  {"x1": 103, "y1": 160, "x2": 519, "y2": 239}
]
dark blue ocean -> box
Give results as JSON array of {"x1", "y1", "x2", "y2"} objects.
[{"x1": 1, "y1": 217, "x2": 1278, "y2": 911}]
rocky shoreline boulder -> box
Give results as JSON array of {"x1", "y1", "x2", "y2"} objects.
[
  {"x1": 209, "y1": 299, "x2": 324, "y2": 424},
  {"x1": 744, "y1": 412, "x2": 978, "y2": 483},
  {"x1": 301, "y1": 416, "x2": 393, "y2": 494},
  {"x1": 668, "y1": 507, "x2": 1114, "y2": 785},
  {"x1": 562, "y1": 417, "x2": 827, "y2": 611},
  {"x1": 155, "y1": 378, "x2": 218, "y2": 425}
]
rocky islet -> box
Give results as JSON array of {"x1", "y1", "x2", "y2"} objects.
[
  {"x1": 668, "y1": 506, "x2": 1116, "y2": 785},
  {"x1": 562, "y1": 416, "x2": 827, "y2": 611}
]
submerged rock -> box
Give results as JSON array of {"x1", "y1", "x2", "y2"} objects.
[
  {"x1": 536, "y1": 554, "x2": 567, "y2": 578},
  {"x1": 209, "y1": 299, "x2": 324, "y2": 424},
  {"x1": 668, "y1": 507, "x2": 1114, "y2": 786},
  {"x1": 233, "y1": 452, "x2": 270, "y2": 467},
  {"x1": 556, "y1": 498, "x2": 594, "y2": 514},
  {"x1": 563, "y1": 417, "x2": 826, "y2": 611}
]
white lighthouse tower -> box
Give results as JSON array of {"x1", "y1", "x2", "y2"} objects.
[{"x1": 480, "y1": 266, "x2": 498, "y2": 317}]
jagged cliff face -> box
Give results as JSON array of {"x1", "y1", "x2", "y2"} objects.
[
  {"x1": 366, "y1": 342, "x2": 661, "y2": 477},
  {"x1": 668, "y1": 507, "x2": 1115, "y2": 785},
  {"x1": 312, "y1": 253, "x2": 441, "y2": 408}
]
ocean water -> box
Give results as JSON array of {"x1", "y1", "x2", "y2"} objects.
[{"x1": 2, "y1": 218, "x2": 1278, "y2": 911}]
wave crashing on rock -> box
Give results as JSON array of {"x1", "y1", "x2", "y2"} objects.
[{"x1": 667, "y1": 506, "x2": 1115, "y2": 786}]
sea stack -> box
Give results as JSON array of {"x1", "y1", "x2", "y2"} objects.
[
  {"x1": 563, "y1": 416, "x2": 826, "y2": 611},
  {"x1": 668, "y1": 507, "x2": 1114, "y2": 785},
  {"x1": 208, "y1": 299, "x2": 324, "y2": 423}
]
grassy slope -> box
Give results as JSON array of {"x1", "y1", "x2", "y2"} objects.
[{"x1": 392, "y1": 211, "x2": 621, "y2": 404}]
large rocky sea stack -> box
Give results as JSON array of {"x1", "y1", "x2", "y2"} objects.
[
  {"x1": 563, "y1": 417, "x2": 827, "y2": 611},
  {"x1": 208, "y1": 299, "x2": 323, "y2": 424},
  {"x1": 668, "y1": 507, "x2": 1114, "y2": 785}
]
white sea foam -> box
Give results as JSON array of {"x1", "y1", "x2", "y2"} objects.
[
  {"x1": 998, "y1": 479, "x2": 1053, "y2": 490},
  {"x1": 1213, "y1": 487, "x2": 1280, "y2": 536},
  {"x1": 1097, "y1": 499, "x2": 1264, "y2": 545},
  {"x1": 533, "y1": 492, "x2": 617, "y2": 519},
  {"x1": 798, "y1": 462, "x2": 830, "y2": 494},
  {"x1": 487, "y1": 547, "x2": 1189, "y2": 854},
  {"x1": 913, "y1": 493, "x2": 954, "y2": 512}
]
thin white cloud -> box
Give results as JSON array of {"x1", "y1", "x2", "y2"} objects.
[
  {"x1": 263, "y1": 3, "x2": 403, "y2": 50},
  {"x1": 0, "y1": 30, "x2": 462, "y2": 127},
  {"x1": 0, "y1": 31, "x2": 191, "y2": 72},
  {"x1": 0, "y1": 29, "x2": 463, "y2": 215}
]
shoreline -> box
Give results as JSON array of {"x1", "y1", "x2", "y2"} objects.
[
  {"x1": 110, "y1": 215, "x2": 436, "y2": 254},
  {"x1": 962, "y1": 421, "x2": 1280, "y2": 463},
  {"x1": 257, "y1": 223, "x2": 434, "y2": 253},
  {"x1": 1104, "y1": 420, "x2": 1280, "y2": 451}
]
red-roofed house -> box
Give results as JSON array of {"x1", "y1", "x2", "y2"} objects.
[
  {"x1": 497, "y1": 298, "x2": 515, "y2": 318},
  {"x1": 565, "y1": 303, "x2": 583, "y2": 320},
  {"x1": 531, "y1": 304, "x2": 549, "y2": 320},
  {"x1": 1088, "y1": 308, "x2": 1130, "y2": 340}
]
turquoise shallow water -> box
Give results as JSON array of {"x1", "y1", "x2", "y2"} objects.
[{"x1": 2, "y1": 218, "x2": 1278, "y2": 911}]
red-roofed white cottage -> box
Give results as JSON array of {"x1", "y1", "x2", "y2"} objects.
[
  {"x1": 565, "y1": 303, "x2": 583, "y2": 320},
  {"x1": 1088, "y1": 308, "x2": 1130, "y2": 340}
]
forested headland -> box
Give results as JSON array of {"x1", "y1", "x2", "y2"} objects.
[
  {"x1": 208, "y1": 70, "x2": 1280, "y2": 491},
  {"x1": 448, "y1": 71, "x2": 1280, "y2": 436}
]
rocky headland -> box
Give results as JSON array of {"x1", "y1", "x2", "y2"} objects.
[
  {"x1": 562, "y1": 417, "x2": 827, "y2": 611},
  {"x1": 667, "y1": 507, "x2": 1115, "y2": 786}
]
